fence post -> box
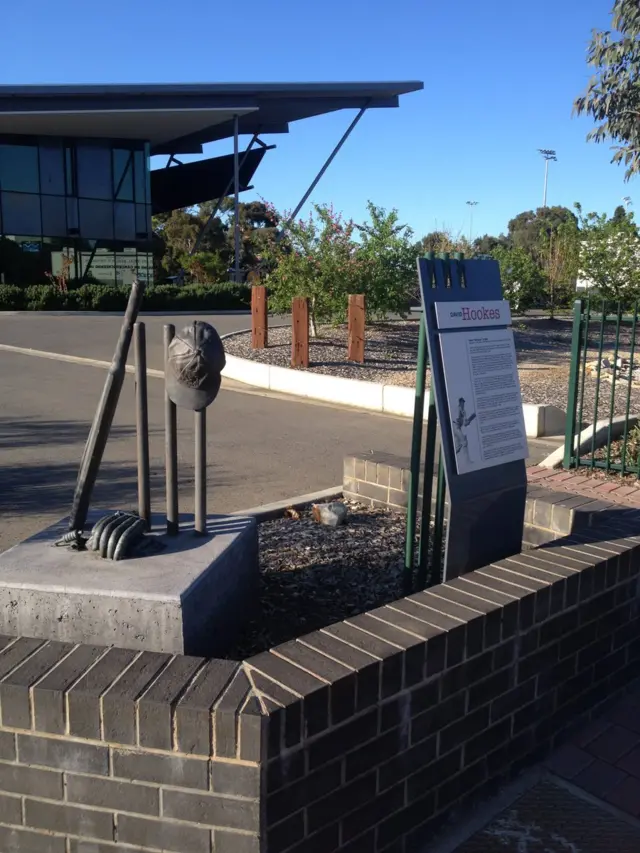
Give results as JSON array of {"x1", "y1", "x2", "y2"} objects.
[
  {"x1": 347, "y1": 294, "x2": 365, "y2": 363},
  {"x1": 251, "y1": 285, "x2": 268, "y2": 349},
  {"x1": 291, "y1": 297, "x2": 310, "y2": 368},
  {"x1": 563, "y1": 298, "x2": 584, "y2": 469}
]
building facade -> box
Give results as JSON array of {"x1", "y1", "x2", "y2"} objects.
[
  {"x1": 0, "y1": 81, "x2": 423, "y2": 287},
  {"x1": 0, "y1": 136, "x2": 153, "y2": 286}
]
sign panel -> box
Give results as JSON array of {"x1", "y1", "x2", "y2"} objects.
[
  {"x1": 435, "y1": 300, "x2": 511, "y2": 330},
  {"x1": 439, "y1": 328, "x2": 528, "y2": 475}
]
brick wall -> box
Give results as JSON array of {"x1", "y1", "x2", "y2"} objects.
[
  {"x1": 344, "y1": 452, "x2": 620, "y2": 546},
  {"x1": 0, "y1": 646, "x2": 261, "y2": 852},
  {"x1": 0, "y1": 517, "x2": 637, "y2": 851},
  {"x1": 253, "y1": 518, "x2": 640, "y2": 853}
]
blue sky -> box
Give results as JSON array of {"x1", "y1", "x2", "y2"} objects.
[{"x1": 2, "y1": 0, "x2": 626, "y2": 240}]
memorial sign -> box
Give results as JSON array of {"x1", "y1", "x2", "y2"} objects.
[
  {"x1": 436, "y1": 300, "x2": 528, "y2": 475},
  {"x1": 414, "y1": 257, "x2": 528, "y2": 581}
]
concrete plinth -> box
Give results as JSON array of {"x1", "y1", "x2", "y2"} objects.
[{"x1": 0, "y1": 512, "x2": 258, "y2": 657}]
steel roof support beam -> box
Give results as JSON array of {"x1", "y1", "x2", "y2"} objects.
[
  {"x1": 233, "y1": 114, "x2": 241, "y2": 283},
  {"x1": 285, "y1": 103, "x2": 369, "y2": 226},
  {"x1": 190, "y1": 132, "x2": 271, "y2": 258}
]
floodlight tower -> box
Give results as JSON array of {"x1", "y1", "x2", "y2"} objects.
[
  {"x1": 538, "y1": 149, "x2": 557, "y2": 207},
  {"x1": 466, "y1": 200, "x2": 478, "y2": 243}
]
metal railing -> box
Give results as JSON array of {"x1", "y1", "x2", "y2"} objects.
[{"x1": 564, "y1": 297, "x2": 640, "y2": 475}]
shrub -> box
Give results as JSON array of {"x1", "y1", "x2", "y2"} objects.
[
  {"x1": 0, "y1": 281, "x2": 251, "y2": 312},
  {"x1": 0, "y1": 285, "x2": 26, "y2": 310}
]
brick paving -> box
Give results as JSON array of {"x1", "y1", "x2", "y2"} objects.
[
  {"x1": 543, "y1": 687, "x2": 640, "y2": 819},
  {"x1": 527, "y1": 465, "x2": 640, "y2": 508}
]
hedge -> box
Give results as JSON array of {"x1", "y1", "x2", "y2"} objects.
[{"x1": 0, "y1": 282, "x2": 252, "y2": 312}]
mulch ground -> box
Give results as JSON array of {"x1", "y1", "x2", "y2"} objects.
[
  {"x1": 224, "y1": 318, "x2": 640, "y2": 418},
  {"x1": 225, "y1": 500, "x2": 413, "y2": 660}
]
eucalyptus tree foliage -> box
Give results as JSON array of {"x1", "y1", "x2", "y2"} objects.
[{"x1": 574, "y1": 0, "x2": 640, "y2": 179}]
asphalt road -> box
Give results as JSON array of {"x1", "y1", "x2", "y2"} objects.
[
  {"x1": 0, "y1": 312, "x2": 560, "y2": 552},
  {"x1": 0, "y1": 310, "x2": 281, "y2": 371}
]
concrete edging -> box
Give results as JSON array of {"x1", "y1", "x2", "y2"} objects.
[
  {"x1": 231, "y1": 485, "x2": 343, "y2": 522},
  {"x1": 220, "y1": 329, "x2": 567, "y2": 438},
  {"x1": 539, "y1": 414, "x2": 639, "y2": 469}
]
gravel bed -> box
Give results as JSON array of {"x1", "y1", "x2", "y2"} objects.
[
  {"x1": 225, "y1": 318, "x2": 640, "y2": 419},
  {"x1": 225, "y1": 501, "x2": 414, "y2": 660}
]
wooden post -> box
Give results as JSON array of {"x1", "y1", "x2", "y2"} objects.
[
  {"x1": 348, "y1": 294, "x2": 365, "y2": 363},
  {"x1": 251, "y1": 285, "x2": 268, "y2": 349},
  {"x1": 291, "y1": 297, "x2": 309, "y2": 368}
]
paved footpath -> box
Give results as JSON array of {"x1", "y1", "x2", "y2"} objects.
[{"x1": 528, "y1": 464, "x2": 640, "y2": 507}]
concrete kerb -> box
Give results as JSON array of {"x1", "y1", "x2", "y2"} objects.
[
  {"x1": 220, "y1": 329, "x2": 567, "y2": 438},
  {"x1": 231, "y1": 485, "x2": 343, "y2": 522},
  {"x1": 540, "y1": 414, "x2": 640, "y2": 469}
]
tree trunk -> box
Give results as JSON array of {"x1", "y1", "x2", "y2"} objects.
[{"x1": 309, "y1": 297, "x2": 318, "y2": 338}]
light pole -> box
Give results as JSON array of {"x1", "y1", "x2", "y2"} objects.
[
  {"x1": 538, "y1": 149, "x2": 557, "y2": 208},
  {"x1": 466, "y1": 200, "x2": 478, "y2": 244}
]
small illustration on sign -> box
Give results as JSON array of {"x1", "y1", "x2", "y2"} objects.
[{"x1": 452, "y1": 397, "x2": 477, "y2": 464}]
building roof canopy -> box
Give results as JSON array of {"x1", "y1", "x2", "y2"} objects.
[{"x1": 0, "y1": 81, "x2": 423, "y2": 154}]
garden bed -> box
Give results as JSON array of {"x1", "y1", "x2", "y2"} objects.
[
  {"x1": 226, "y1": 500, "x2": 415, "y2": 659},
  {"x1": 224, "y1": 317, "x2": 640, "y2": 418}
]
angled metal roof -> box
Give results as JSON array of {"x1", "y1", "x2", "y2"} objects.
[{"x1": 0, "y1": 81, "x2": 423, "y2": 155}]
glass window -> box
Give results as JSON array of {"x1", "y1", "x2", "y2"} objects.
[
  {"x1": 85, "y1": 246, "x2": 115, "y2": 284},
  {"x1": 113, "y1": 150, "x2": 134, "y2": 201},
  {"x1": 66, "y1": 198, "x2": 79, "y2": 233},
  {"x1": 39, "y1": 144, "x2": 65, "y2": 195},
  {"x1": 77, "y1": 145, "x2": 112, "y2": 200},
  {"x1": 137, "y1": 251, "x2": 154, "y2": 284},
  {"x1": 144, "y1": 143, "x2": 151, "y2": 202},
  {"x1": 0, "y1": 144, "x2": 39, "y2": 193},
  {"x1": 115, "y1": 246, "x2": 137, "y2": 285},
  {"x1": 65, "y1": 147, "x2": 75, "y2": 195},
  {"x1": 42, "y1": 239, "x2": 76, "y2": 287},
  {"x1": 79, "y1": 199, "x2": 114, "y2": 239},
  {"x1": 135, "y1": 203, "x2": 150, "y2": 237},
  {"x1": 0, "y1": 236, "x2": 47, "y2": 284},
  {"x1": 134, "y1": 150, "x2": 146, "y2": 203},
  {"x1": 41, "y1": 195, "x2": 67, "y2": 237},
  {"x1": 1, "y1": 192, "x2": 41, "y2": 235},
  {"x1": 114, "y1": 202, "x2": 135, "y2": 240}
]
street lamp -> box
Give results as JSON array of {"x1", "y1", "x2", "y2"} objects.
[
  {"x1": 538, "y1": 149, "x2": 557, "y2": 208},
  {"x1": 466, "y1": 200, "x2": 478, "y2": 244}
]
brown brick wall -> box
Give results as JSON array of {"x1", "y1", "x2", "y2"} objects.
[{"x1": 0, "y1": 505, "x2": 637, "y2": 851}]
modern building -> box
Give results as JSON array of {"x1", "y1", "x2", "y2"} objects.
[{"x1": 0, "y1": 82, "x2": 422, "y2": 286}]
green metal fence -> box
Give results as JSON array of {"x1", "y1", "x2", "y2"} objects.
[
  {"x1": 403, "y1": 251, "x2": 454, "y2": 594},
  {"x1": 564, "y1": 297, "x2": 640, "y2": 475}
]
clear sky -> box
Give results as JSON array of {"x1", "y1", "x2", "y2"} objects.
[{"x1": 2, "y1": 0, "x2": 627, "y2": 241}]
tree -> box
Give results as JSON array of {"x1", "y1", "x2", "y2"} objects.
[
  {"x1": 612, "y1": 204, "x2": 629, "y2": 224},
  {"x1": 355, "y1": 203, "x2": 416, "y2": 317},
  {"x1": 416, "y1": 228, "x2": 472, "y2": 257},
  {"x1": 473, "y1": 233, "x2": 510, "y2": 255},
  {"x1": 537, "y1": 218, "x2": 580, "y2": 317},
  {"x1": 262, "y1": 204, "x2": 361, "y2": 336},
  {"x1": 507, "y1": 206, "x2": 577, "y2": 254},
  {"x1": 263, "y1": 202, "x2": 419, "y2": 335},
  {"x1": 491, "y1": 245, "x2": 546, "y2": 313},
  {"x1": 576, "y1": 202, "x2": 640, "y2": 300},
  {"x1": 574, "y1": 0, "x2": 640, "y2": 179},
  {"x1": 152, "y1": 199, "x2": 279, "y2": 282}
]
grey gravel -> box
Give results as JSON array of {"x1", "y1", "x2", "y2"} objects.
[
  {"x1": 226, "y1": 500, "x2": 413, "y2": 660},
  {"x1": 225, "y1": 318, "x2": 640, "y2": 420}
]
